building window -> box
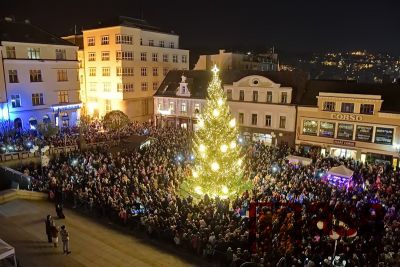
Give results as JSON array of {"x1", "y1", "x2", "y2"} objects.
[
  {"x1": 102, "y1": 67, "x2": 111, "y2": 76},
  {"x1": 55, "y1": 49, "x2": 66, "y2": 60},
  {"x1": 303, "y1": 120, "x2": 318, "y2": 135},
  {"x1": 265, "y1": 115, "x2": 271, "y2": 127},
  {"x1": 152, "y1": 67, "x2": 158, "y2": 76},
  {"x1": 8, "y1": 70, "x2": 18, "y2": 83},
  {"x1": 227, "y1": 89, "x2": 232, "y2": 100},
  {"x1": 323, "y1": 101, "x2": 335, "y2": 111},
  {"x1": 30, "y1": 70, "x2": 42, "y2": 82},
  {"x1": 337, "y1": 123, "x2": 354, "y2": 140},
  {"x1": 101, "y1": 51, "x2": 110, "y2": 61},
  {"x1": 169, "y1": 102, "x2": 175, "y2": 112},
  {"x1": 374, "y1": 127, "x2": 394, "y2": 145},
  {"x1": 88, "y1": 52, "x2": 96, "y2": 61},
  {"x1": 253, "y1": 91, "x2": 258, "y2": 102},
  {"x1": 355, "y1": 125, "x2": 373, "y2": 142},
  {"x1": 141, "y1": 52, "x2": 147, "y2": 61},
  {"x1": 117, "y1": 83, "x2": 134, "y2": 92},
  {"x1": 239, "y1": 90, "x2": 244, "y2": 101},
  {"x1": 194, "y1": 103, "x2": 200, "y2": 113},
  {"x1": 116, "y1": 67, "x2": 134, "y2": 76},
  {"x1": 266, "y1": 91, "x2": 272, "y2": 103},
  {"x1": 141, "y1": 82, "x2": 148, "y2": 91},
  {"x1": 163, "y1": 54, "x2": 169, "y2": 62},
  {"x1": 89, "y1": 68, "x2": 96, "y2": 76},
  {"x1": 182, "y1": 55, "x2": 187, "y2": 63},
  {"x1": 319, "y1": 121, "x2": 335, "y2": 138},
  {"x1": 101, "y1": 35, "x2": 109, "y2": 45},
  {"x1": 159, "y1": 41, "x2": 165, "y2": 47},
  {"x1": 105, "y1": 100, "x2": 112, "y2": 113},
  {"x1": 6, "y1": 46, "x2": 16, "y2": 58},
  {"x1": 341, "y1": 103, "x2": 354, "y2": 113},
  {"x1": 89, "y1": 82, "x2": 97, "y2": 91},
  {"x1": 141, "y1": 67, "x2": 147, "y2": 76},
  {"x1": 116, "y1": 51, "x2": 133, "y2": 60},
  {"x1": 181, "y1": 102, "x2": 187, "y2": 113},
  {"x1": 153, "y1": 82, "x2": 158, "y2": 91},
  {"x1": 239, "y1": 113, "x2": 244, "y2": 124},
  {"x1": 87, "y1": 37, "x2": 95, "y2": 46},
  {"x1": 148, "y1": 40, "x2": 154, "y2": 46},
  {"x1": 115, "y1": 34, "x2": 133, "y2": 44},
  {"x1": 103, "y1": 82, "x2": 111, "y2": 92},
  {"x1": 281, "y1": 92, "x2": 288, "y2": 104},
  {"x1": 163, "y1": 68, "x2": 169, "y2": 76},
  {"x1": 57, "y1": 91, "x2": 69, "y2": 103},
  {"x1": 57, "y1": 70, "x2": 68, "y2": 81},
  {"x1": 152, "y1": 53, "x2": 158, "y2": 62},
  {"x1": 27, "y1": 48, "x2": 40, "y2": 59},
  {"x1": 279, "y1": 116, "x2": 286, "y2": 128},
  {"x1": 11, "y1": 94, "x2": 21, "y2": 108},
  {"x1": 32, "y1": 93, "x2": 44, "y2": 106},
  {"x1": 172, "y1": 55, "x2": 178, "y2": 63},
  {"x1": 360, "y1": 104, "x2": 374, "y2": 115},
  {"x1": 170, "y1": 42, "x2": 175, "y2": 48},
  {"x1": 251, "y1": 114, "x2": 258, "y2": 125}
]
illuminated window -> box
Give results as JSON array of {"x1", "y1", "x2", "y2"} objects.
[
  {"x1": 141, "y1": 67, "x2": 147, "y2": 76},
  {"x1": 239, "y1": 90, "x2": 244, "y2": 101},
  {"x1": 87, "y1": 37, "x2": 95, "y2": 46},
  {"x1": 194, "y1": 103, "x2": 200, "y2": 113},
  {"x1": 103, "y1": 82, "x2": 111, "y2": 92},
  {"x1": 253, "y1": 91, "x2": 258, "y2": 102},
  {"x1": 281, "y1": 92, "x2": 288, "y2": 104},
  {"x1": 170, "y1": 42, "x2": 175, "y2": 48},
  {"x1": 115, "y1": 34, "x2": 133, "y2": 44},
  {"x1": 182, "y1": 55, "x2": 187, "y2": 63},
  {"x1": 116, "y1": 51, "x2": 133, "y2": 60},
  {"x1": 57, "y1": 91, "x2": 69, "y2": 103},
  {"x1": 169, "y1": 102, "x2": 175, "y2": 112},
  {"x1": 303, "y1": 120, "x2": 318, "y2": 135},
  {"x1": 153, "y1": 82, "x2": 158, "y2": 91},
  {"x1": 360, "y1": 104, "x2": 374, "y2": 115},
  {"x1": 141, "y1": 82, "x2": 148, "y2": 91},
  {"x1": 88, "y1": 68, "x2": 96, "y2": 76},
  {"x1": 27, "y1": 48, "x2": 40, "y2": 59},
  {"x1": 141, "y1": 52, "x2": 147, "y2": 61},
  {"x1": 159, "y1": 41, "x2": 165, "y2": 47},
  {"x1": 101, "y1": 35, "x2": 109, "y2": 45},
  {"x1": 172, "y1": 54, "x2": 178, "y2": 63},
  {"x1": 266, "y1": 91, "x2": 272, "y2": 103},
  {"x1": 88, "y1": 52, "x2": 96, "y2": 61},
  {"x1": 279, "y1": 116, "x2": 286, "y2": 129},
  {"x1": 117, "y1": 83, "x2": 134, "y2": 92},
  {"x1": 239, "y1": 113, "x2": 244, "y2": 124},
  {"x1": 105, "y1": 100, "x2": 112, "y2": 113},
  {"x1": 163, "y1": 68, "x2": 169, "y2": 76},
  {"x1": 323, "y1": 101, "x2": 335, "y2": 111},
  {"x1": 163, "y1": 54, "x2": 168, "y2": 62},
  {"x1": 181, "y1": 102, "x2": 187, "y2": 112},
  {"x1": 265, "y1": 115, "x2": 271, "y2": 127},
  {"x1": 55, "y1": 49, "x2": 66, "y2": 60},
  {"x1": 227, "y1": 89, "x2": 232, "y2": 100},
  {"x1": 149, "y1": 40, "x2": 154, "y2": 46},
  {"x1": 89, "y1": 82, "x2": 97, "y2": 91},
  {"x1": 102, "y1": 67, "x2": 110, "y2": 76},
  {"x1": 251, "y1": 114, "x2": 258, "y2": 125},
  {"x1": 32, "y1": 93, "x2": 44, "y2": 106},
  {"x1": 116, "y1": 67, "x2": 134, "y2": 76},
  {"x1": 11, "y1": 94, "x2": 21, "y2": 108},
  {"x1": 152, "y1": 67, "x2": 158, "y2": 76},
  {"x1": 101, "y1": 51, "x2": 110, "y2": 61},
  {"x1": 29, "y1": 70, "x2": 42, "y2": 82},
  {"x1": 337, "y1": 123, "x2": 354, "y2": 140},
  {"x1": 57, "y1": 70, "x2": 68, "y2": 81},
  {"x1": 6, "y1": 46, "x2": 16, "y2": 58},
  {"x1": 8, "y1": 70, "x2": 18, "y2": 83},
  {"x1": 152, "y1": 53, "x2": 158, "y2": 62}
]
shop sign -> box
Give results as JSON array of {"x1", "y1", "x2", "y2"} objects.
[
  {"x1": 331, "y1": 113, "x2": 363, "y2": 121},
  {"x1": 333, "y1": 139, "x2": 356, "y2": 147}
]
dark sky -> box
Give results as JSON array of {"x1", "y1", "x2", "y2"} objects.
[{"x1": 2, "y1": 0, "x2": 400, "y2": 56}]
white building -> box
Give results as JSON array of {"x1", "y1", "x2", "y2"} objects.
[
  {"x1": 81, "y1": 16, "x2": 189, "y2": 121},
  {"x1": 0, "y1": 18, "x2": 81, "y2": 130},
  {"x1": 154, "y1": 70, "x2": 307, "y2": 146}
]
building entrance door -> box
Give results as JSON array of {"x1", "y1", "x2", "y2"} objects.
[{"x1": 330, "y1": 147, "x2": 357, "y2": 159}]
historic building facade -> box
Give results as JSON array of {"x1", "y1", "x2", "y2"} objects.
[
  {"x1": 154, "y1": 70, "x2": 307, "y2": 146},
  {"x1": 0, "y1": 18, "x2": 81, "y2": 130},
  {"x1": 296, "y1": 80, "x2": 400, "y2": 167},
  {"x1": 81, "y1": 16, "x2": 189, "y2": 121}
]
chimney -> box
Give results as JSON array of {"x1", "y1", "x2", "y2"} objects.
[{"x1": 219, "y1": 49, "x2": 225, "y2": 54}]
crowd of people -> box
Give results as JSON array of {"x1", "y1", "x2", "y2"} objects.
[{"x1": 21, "y1": 122, "x2": 400, "y2": 266}]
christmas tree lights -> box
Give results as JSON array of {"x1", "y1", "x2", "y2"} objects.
[{"x1": 182, "y1": 65, "x2": 250, "y2": 199}]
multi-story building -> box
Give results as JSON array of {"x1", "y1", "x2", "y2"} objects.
[
  {"x1": 194, "y1": 49, "x2": 279, "y2": 72},
  {"x1": 0, "y1": 18, "x2": 81, "y2": 130},
  {"x1": 81, "y1": 16, "x2": 189, "y2": 121},
  {"x1": 154, "y1": 70, "x2": 307, "y2": 146},
  {"x1": 296, "y1": 80, "x2": 400, "y2": 167}
]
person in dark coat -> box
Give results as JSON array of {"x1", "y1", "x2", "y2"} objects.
[
  {"x1": 56, "y1": 203, "x2": 65, "y2": 219},
  {"x1": 45, "y1": 215, "x2": 53, "y2": 243}
]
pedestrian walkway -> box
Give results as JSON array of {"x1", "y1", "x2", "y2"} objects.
[{"x1": 0, "y1": 199, "x2": 198, "y2": 267}]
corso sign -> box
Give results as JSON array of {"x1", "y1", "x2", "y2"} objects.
[{"x1": 331, "y1": 113, "x2": 363, "y2": 121}]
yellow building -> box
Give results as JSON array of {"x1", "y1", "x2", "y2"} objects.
[
  {"x1": 296, "y1": 80, "x2": 400, "y2": 167},
  {"x1": 79, "y1": 16, "x2": 189, "y2": 121}
]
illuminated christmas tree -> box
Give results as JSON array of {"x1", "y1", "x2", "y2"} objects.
[{"x1": 182, "y1": 66, "x2": 250, "y2": 198}]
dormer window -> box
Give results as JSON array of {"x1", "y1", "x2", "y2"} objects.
[
  {"x1": 177, "y1": 75, "x2": 191, "y2": 97},
  {"x1": 281, "y1": 92, "x2": 288, "y2": 103},
  {"x1": 181, "y1": 85, "x2": 187, "y2": 94}
]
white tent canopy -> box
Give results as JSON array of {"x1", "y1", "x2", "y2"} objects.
[
  {"x1": 327, "y1": 165, "x2": 354, "y2": 179},
  {"x1": 0, "y1": 239, "x2": 17, "y2": 266},
  {"x1": 286, "y1": 155, "x2": 313, "y2": 166}
]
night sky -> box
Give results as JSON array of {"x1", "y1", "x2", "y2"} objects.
[{"x1": 2, "y1": 0, "x2": 400, "y2": 56}]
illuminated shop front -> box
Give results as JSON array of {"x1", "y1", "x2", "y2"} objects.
[{"x1": 296, "y1": 84, "x2": 400, "y2": 167}]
